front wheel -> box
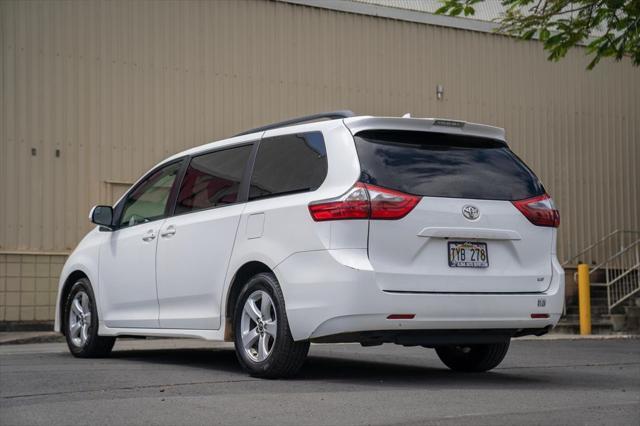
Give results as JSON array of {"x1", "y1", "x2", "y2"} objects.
[
  {"x1": 233, "y1": 272, "x2": 309, "y2": 378},
  {"x1": 435, "y1": 340, "x2": 510, "y2": 372},
  {"x1": 64, "y1": 278, "x2": 115, "y2": 358}
]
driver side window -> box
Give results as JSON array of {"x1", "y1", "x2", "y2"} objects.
[{"x1": 119, "y1": 161, "x2": 182, "y2": 228}]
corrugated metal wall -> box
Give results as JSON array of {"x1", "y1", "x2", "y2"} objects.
[{"x1": 1, "y1": 0, "x2": 639, "y2": 263}]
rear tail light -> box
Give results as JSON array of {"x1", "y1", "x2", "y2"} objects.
[
  {"x1": 366, "y1": 184, "x2": 420, "y2": 219},
  {"x1": 308, "y1": 183, "x2": 370, "y2": 221},
  {"x1": 512, "y1": 194, "x2": 560, "y2": 228},
  {"x1": 308, "y1": 182, "x2": 419, "y2": 221}
]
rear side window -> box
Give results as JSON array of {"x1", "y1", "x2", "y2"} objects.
[
  {"x1": 175, "y1": 144, "x2": 252, "y2": 214},
  {"x1": 249, "y1": 132, "x2": 327, "y2": 200},
  {"x1": 355, "y1": 130, "x2": 544, "y2": 201}
]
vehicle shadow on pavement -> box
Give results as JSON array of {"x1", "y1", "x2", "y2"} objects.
[
  {"x1": 110, "y1": 347, "x2": 244, "y2": 373},
  {"x1": 300, "y1": 356, "x2": 544, "y2": 387},
  {"x1": 108, "y1": 347, "x2": 544, "y2": 387}
]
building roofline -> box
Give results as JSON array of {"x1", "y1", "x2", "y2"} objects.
[
  {"x1": 279, "y1": 0, "x2": 599, "y2": 45},
  {"x1": 278, "y1": 0, "x2": 498, "y2": 35}
]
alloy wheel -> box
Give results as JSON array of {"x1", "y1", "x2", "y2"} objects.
[
  {"x1": 240, "y1": 290, "x2": 277, "y2": 362},
  {"x1": 68, "y1": 291, "x2": 92, "y2": 347}
]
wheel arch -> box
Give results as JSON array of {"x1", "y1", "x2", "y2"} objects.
[
  {"x1": 58, "y1": 270, "x2": 90, "y2": 336},
  {"x1": 224, "y1": 261, "x2": 274, "y2": 341}
]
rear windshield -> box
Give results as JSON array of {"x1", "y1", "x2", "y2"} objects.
[{"x1": 354, "y1": 130, "x2": 544, "y2": 201}]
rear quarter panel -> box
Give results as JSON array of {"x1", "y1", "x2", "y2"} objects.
[{"x1": 221, "y1": 120, "x2": 361, "y2": 319}]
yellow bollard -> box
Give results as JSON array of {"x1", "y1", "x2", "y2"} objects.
[{"x1": 578, "y1": 263, "x2": 591, "y2": 335}]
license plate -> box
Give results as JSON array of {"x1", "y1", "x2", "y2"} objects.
[{"x1": 448, "y1": 241, "x2": 489, "y2": 268}]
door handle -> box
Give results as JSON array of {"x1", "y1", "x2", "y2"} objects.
[
  {"x1": 160, "y1": 225, "x2": 176, "y2": 238},
  {"x1": 142, "y1": 229, "x2": 157, "y2": 242}
]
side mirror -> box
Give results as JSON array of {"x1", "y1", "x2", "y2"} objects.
[{"x1": 89, "y1": 205, "x2": 114, "y2": 231}]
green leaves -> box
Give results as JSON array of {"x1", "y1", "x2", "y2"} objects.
[
  {"x1": 434, "y1": 0, "x2": 640, "y2": 69},
  {"x1": 540, "y1": 28, "x2": 551, "y2": 41},
  {"x1": 436, "y1": 0, "x2": 483, "y2": 16}
]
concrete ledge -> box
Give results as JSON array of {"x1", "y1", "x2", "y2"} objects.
[
  {"x1": 0, "y1": 321, "x2": 54, "y2": 332},
  {"x1": 517, "y1": 333, "x2": 639, "y2": 341},
  {"x1": 0, "y1": 331, "x2": 63, "y2": 345}
]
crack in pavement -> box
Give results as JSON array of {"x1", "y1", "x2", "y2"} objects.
[
  {"x1": 1, "y1": 378, "x2": 260, "y2": 400},
  {"x1": 495, "y1": 361, "x2": 640, "y2": 370},
  {"x1": 2, "y1": 360, "x2": 639, "y2": 400}
]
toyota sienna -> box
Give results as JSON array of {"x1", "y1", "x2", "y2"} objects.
[{"x1": 55, "y1": 111, "x2": 564, "y2": 378}]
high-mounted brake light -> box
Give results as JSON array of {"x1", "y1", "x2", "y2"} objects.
[
  {"x1": 308, "y1": 182, "x2": 420, "y2": 221},
  {"x1": 387, "y1": 314, "x2": 415, "y2": 320},
  {"x1": 512, "y1": 194, "x2": 560, "y2": 228}
]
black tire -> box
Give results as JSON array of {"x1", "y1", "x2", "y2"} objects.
[
  {"x1": 435, "y1": 340, "x2": 510, "y2": 372},
  {"x1": 233, "y1": 272, "x2": 309, "y2": 378},
  {"x1": 63, "y1": 278, "x2": 115, "y2": 358}
]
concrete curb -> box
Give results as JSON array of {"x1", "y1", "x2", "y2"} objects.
[
  {"x1": 0, "y1": 332, "x2": 64, "y2": 345},
  {"x1": 517, "y1": 333, "x2": 639, "y2": 341},
  {"x1": 0, "y1": 321, "x2": 54, "y2": 332}
]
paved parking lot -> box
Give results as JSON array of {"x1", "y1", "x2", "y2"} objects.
[{"x1": 1, "y1": 337, "x2": 639, "y2": 425}]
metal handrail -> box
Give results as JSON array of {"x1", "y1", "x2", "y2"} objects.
[
  {"x1": 562, "y1": 229, "x2": 640, "y2": 267},
  {"x1": 567, "y1": 230, "x2": 640, "y2": 313},
  {"x1": 608, "y1": 262, "x2": 640, "y2": 309},
  {"x1": 597, "y1": 238, "x2": 640, "y2": 311},
  {"x1": 562, "y1": 229, "x2": 618, "y2": 266},
  {"x1": 607, "y1": 262, "x2": 640, "y2": 312},
  {"x1": 590, "y1": 239, "x2": 640, "y2": 276},
  {"x1": 607, "y1": 262, "x2": 640, "y2": 287}
]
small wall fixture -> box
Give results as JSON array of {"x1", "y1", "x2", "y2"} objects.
[{"x1": 436, "y1": 84, "x2": 444, "y2": 100}]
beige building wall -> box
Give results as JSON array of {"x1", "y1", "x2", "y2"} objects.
[{"x1": 1, "y1": 0, "x2": 639, "y2": 322}]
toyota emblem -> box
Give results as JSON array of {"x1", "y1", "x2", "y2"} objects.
[{"x1": 462, "y1": 205, "x2": 480, "y2": 220}]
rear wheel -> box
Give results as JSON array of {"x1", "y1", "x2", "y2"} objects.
[
  {"x1": 435, "y1": 340, "x2": 510, "y2": 372},
  {"x1": 64, "y1": 278, "x2": 115, "y2": 358},
  {"x1": 233, "y1": 272, "x2": 309, "y2": 378}
]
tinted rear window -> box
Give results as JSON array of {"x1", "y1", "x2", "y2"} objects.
[
  {"x1": 249, "y1": 132, "x2": 327, "y2": 201},
  {"x1": 354, "y1": 130, "x2": 544, "y2": 201}
]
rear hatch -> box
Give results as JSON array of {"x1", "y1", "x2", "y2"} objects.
[{"x1": 354, "y1": 129, "x2": 556, "y2": 294}]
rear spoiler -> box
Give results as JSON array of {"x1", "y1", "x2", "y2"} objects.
[{"x1": 343, "y1": 116, "x2": 506, "y2": 142}]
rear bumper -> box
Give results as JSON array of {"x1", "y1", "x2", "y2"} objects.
[
  {"x1": 312, "y1": 327, "x2": 552, "y2": 346},
  {"x1": 275, "y1": 249, "x2": 565, "y2": 341}
]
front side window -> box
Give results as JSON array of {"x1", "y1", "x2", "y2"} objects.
[
  {"x1": 249, "y1": 132, "x2": 327, "y2": 200},
  {"x1": 175, "y1": 144, "x2": 253, "y2": 215},
  {"x1": 119, "y1": 161, "x2": 182, "y2": 228}
]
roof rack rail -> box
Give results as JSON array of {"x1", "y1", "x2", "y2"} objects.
[{"x1": 235, "y1": 110, "x2": 355, "y2": 136}]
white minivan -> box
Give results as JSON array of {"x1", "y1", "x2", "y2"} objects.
[{"x1": 55, "y1": 111, "x2": 564, "y2": 378}]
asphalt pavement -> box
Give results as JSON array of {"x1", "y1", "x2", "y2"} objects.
[{"x1": 1, "y1": 337, "x2": 639, "y2": 425}]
